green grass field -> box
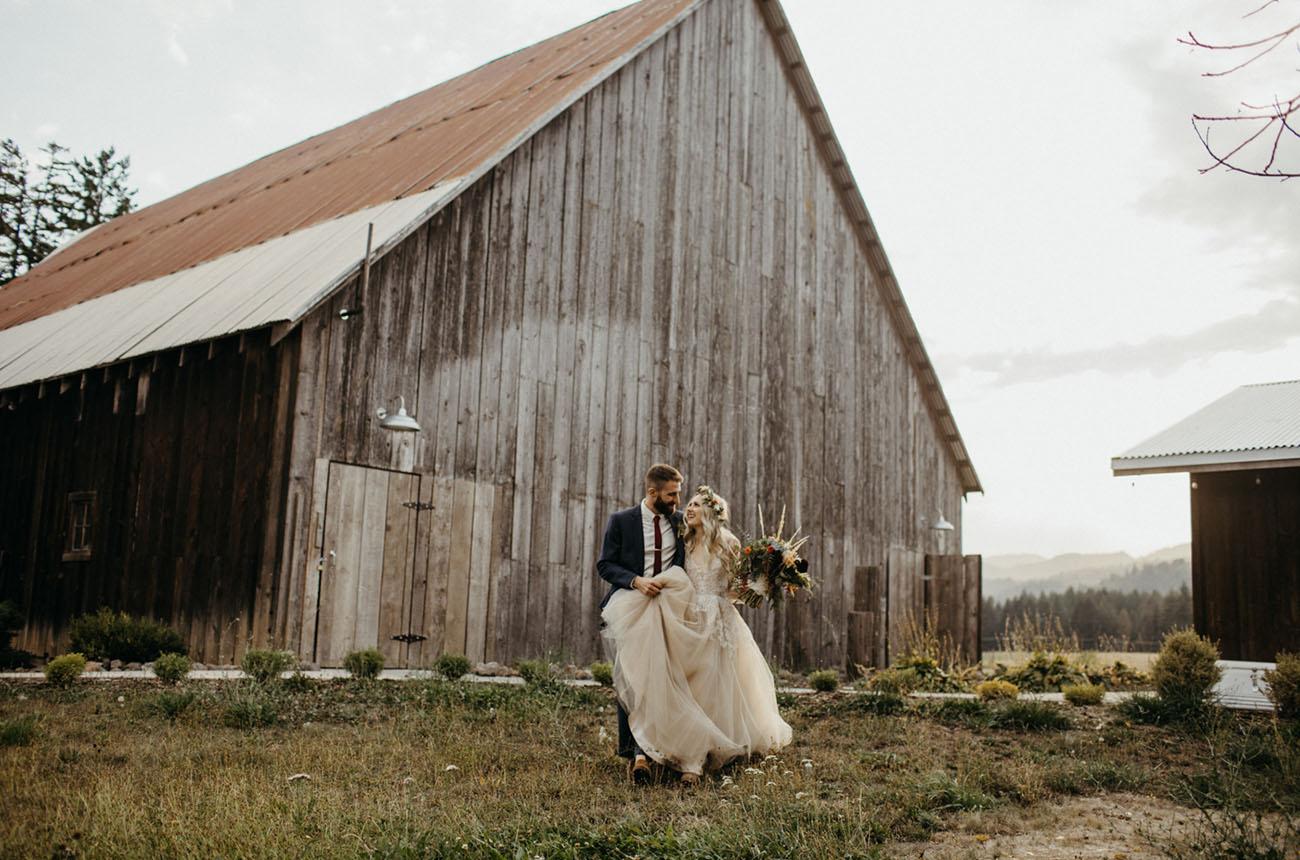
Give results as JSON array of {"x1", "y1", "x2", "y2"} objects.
[{"x1": 1, "y1": 677, "x2": 1295, "y2": 858}]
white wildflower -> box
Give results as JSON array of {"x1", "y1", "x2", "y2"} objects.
[
  {"x1": 795, "y1": 791, "x2": 807, "y2": 799},
  {"x1": 116, "y1": 695, "x2": 125, "y2": 703},
  {"x1": 765, "y1": 781, "x2": 776, "y2": 787},
  {"x1": 444, "y1": 764, "x2": 460, "y2": 772},
  {"x1": 287, "y1": 773, "x2": 311, "y2": 782},
  {"x1": 744, "y1": 766, "x2": 763, "y2": 775},
  {"x1": 749, "y1": 577, "x2": 770, "y2": 596},
  {"x1": 749, "y1": 794, "x2": 760, "y2": 800},
  {"x1": 782, "y1": 770, "x2": 793, "y2": 776}
]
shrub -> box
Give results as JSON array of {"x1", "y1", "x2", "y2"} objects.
[
  {"x1": 808, "y1": 669, "x2": 839, "y2": 693},
  {"x1": 589, "y1": 661, "x2": 614, "y2": 687},
  {"x1": 434, "y1": 653, "x2": 471, "y2": 682},
  {"x1": 44, "y1": 653, "x2": 87, "y2": 687},
  {"x1": 891, "y1": 655, "x2": 968, "y2": 693},
  {"x1": 995, "y1": 651, "x2": 1089, "y2": 693},
  {"x1": 1151, "y1": 628, "x2": 1221, "y2": 708},
  {"x1": 152, "y1": 652, "x2": 191, "y2": 685},
  {"x1": 866, "y1": 667, "x2": 919, "y2": 695},
  {"x1": 1094, "y1": 660, "x2": 1150, "y2": 690},
  {"x1": 222, "y1": 686, "x2": 279, "y2": 729},
  {"x1": 988, "y1": 700, "x2": 1071, "y2": 731},
  {"x1": 1262, "y1": 652, "x2": 1300, "y2": 719},
  {"x1": 240, "y1": 648, "x2": 296, "y2": 684},
  {"x1": 975, "y1": 680, "x2": 1019, "y2": 701},
  {"x1": 68, "y1": 608, "x2": 185, "y2": 663},
  {"x1": 0, "y1": 714, "x2": 38, "y2": 747},
  {"x1": 1115, "y1": 692, "x2": 1208, "y2": 726},
  {"x1": 343, "y1": 648, "x2": 384, "y2": 680},
  {"x1": 516, "y1": 658, "x2": 560, "y2": 688},
  {"x1": 1062, "y1": 683, "x2": 1106, "y2": 706},
  {"x1": 149, "y1": 690, "x2": 197, "y2": 723}
]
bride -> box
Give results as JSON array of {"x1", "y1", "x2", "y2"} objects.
[{"x1": 600, "y1": 485, "x2": 793, "y2": 784}]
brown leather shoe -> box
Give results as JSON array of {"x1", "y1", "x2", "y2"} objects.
[{"x1": 630, "y1": 755, "x2": 652, "y2": 785}]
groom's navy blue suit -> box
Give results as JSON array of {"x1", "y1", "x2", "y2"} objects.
[{"x1": 597, "y1": 504, "x2": 686, "y2": 759}]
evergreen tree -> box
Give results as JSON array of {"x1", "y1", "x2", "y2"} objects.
[{"x1": 0, "y1": 138, "x2": 135, "y2": 286}]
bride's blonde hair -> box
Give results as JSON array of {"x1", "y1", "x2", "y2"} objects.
[{"x1": 686, "y1": 485, "x2": 739, "y2": 560}]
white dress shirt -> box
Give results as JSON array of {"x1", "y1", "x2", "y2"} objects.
[{"x1": 639, "y1": 500, "x2": 677, "y2": 578}]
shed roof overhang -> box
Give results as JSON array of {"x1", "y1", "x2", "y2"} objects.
[{"x1": 1111, "y1": 448, "x2": 1300, "y2": 476}]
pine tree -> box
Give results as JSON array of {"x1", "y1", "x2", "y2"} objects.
[{"x1": 0, "y1": 139, "x2": 136, "y2": 286}]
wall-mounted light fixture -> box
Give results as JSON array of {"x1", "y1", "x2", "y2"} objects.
[
  {"x1": 338, "y1": 306, "x2": 363, "y2": 320},
  {"x1": 377, "y1": 396, "x2": 421, "y2": 432},
  {"x1": 931, "y1": 511, "x2": 954, "y2": 532}
]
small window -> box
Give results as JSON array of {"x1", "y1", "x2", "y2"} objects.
[{"x1": 63, "y1": 491, "x2": 96, "y2": 561}]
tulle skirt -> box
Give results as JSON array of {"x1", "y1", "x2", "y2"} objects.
[{"x1": 600, "y1": 565, "x2": 793, "y2": 775}]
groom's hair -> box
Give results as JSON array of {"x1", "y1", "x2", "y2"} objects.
[{"x1": 645, "y1": 463, "x2": 683, "y2": 489}]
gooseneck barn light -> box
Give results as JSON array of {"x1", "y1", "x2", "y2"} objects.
[
  {"x1": 377, "y1": 396, "x2": 421, "y2": 432},
  {"x1": 931, "y1": 511, "x2": 954, "y2": 532}
]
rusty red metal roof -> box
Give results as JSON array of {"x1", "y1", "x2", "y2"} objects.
[{"x1": 0, "y1": 0, "x2": 699, "y2": 332}]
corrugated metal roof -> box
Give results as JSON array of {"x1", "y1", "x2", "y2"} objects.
[
  {"x1": 1112, "y1": 380, "x2": 1300, "y2": 474},
  {"x1": 0, "y1": 184, "x2": 459, "y2": 390},
  {"x1": 0, "y1": 0, "x2": 701, "y2": 332}
]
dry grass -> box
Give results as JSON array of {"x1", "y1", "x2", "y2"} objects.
[{"x1": 0, "y1": 678, "x2": 1294, "y2": 858}]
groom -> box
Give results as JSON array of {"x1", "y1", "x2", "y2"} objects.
[{"x1": 597, "y1": 462, "x2": 686, "y2": 784}]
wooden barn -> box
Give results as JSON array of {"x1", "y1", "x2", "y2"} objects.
[
  {"x1": 1112, "y1": 380, "x2": 1300, "y2": 662},
  {"x1": 0, "y1": 0, "x2": 981, "y2": 671}
]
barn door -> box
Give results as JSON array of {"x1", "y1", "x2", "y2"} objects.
[{"x1": 313, "y1": 462, "x2": 422, "y2": 667}]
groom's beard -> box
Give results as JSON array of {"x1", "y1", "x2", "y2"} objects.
[{"x1": 652, "y1": 498, "x2": 675, "y2": 516}]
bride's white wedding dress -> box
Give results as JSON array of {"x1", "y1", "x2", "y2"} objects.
[{"x1": 600, "y1": 539, "x2": 793, "y2": 775}]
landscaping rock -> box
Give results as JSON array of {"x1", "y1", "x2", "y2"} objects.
[
  {"x1": 574, "y1": 668, "x2": 593, "y2": 680},
  {"x1": 84, "y1": 661, "x2": 103, "y2": 672},
  {"x1": 109, "y1": 660, "x2": 123, "y2": 671},
  {"x1": 300, "y1": 662, "x2": 320, "y2": 671},
  {"x1": 125, "y1": 662, "x2": 142, "y2": 670},
  {"x1": 190, "y1": 663, "x2": 206, "y2": 670}
]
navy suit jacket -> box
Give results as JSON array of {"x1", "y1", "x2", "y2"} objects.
[{"x1": 596, "y1": 505, "x2": 686, "y2": 611}]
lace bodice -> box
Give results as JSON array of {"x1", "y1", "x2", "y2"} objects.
[{"x1": 684, "y1": 539, "x2": 740, "y2": 655}]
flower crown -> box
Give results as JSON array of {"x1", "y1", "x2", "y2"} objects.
[{"x1": 696, "y1": 485, "x2": 728, "y2": 523}]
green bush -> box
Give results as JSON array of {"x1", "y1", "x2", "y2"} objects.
[
  {"x1": 1151, "y1": 628, "x2": 1221, "y2": 708},
  {"x1": 891, "y1": 655, "x2": 968, "y2": 693},
  {"x1": 1115, "y1": 692, "x2": 1207, "y2": 726},
  {"x1": 516, "y1": 658, "x2": 560, "y2": 688},
  {"x1": 0, "y1": 714, "x2": 38, "y2": 747},
  {"x1": 149, "y1": 689, "x2": 197, "y2": 723},
  {"x1": 918, "y1": 771, "x2": 996, "y2": 812},
  {"x1": 1093, "y1": 660, "x2": 1150, "y2": 690},
  {"x1": 589, "y1": 661, "x2": 614, "y2": 687},
  {"x1": 808, "y1": 669, "x2": 839, "y2": 693},
  {"x1": 994, "y1": 651, "x2": 1089, "y2": 693},
  {"x1": 152, "y1": 652, "x2": 191, "y2": 685},
  {"x1": 68, "y1": 608, "x2": 185, "y2": 663},
  {"x1": 434, "y1": 653, "x2": 471, "y2": 682},
  {"x1": 1263, "y1": 652, "x2": 1300, "y2": 719},
  {"x1": 44, "y1": 653, "x2": 87, "y2": 687},
  {"x1": 240, "y1": 648, "x2": 296, "y2": 684},
  {"x1": 988, "y1": 700, "x2": 1071, "y2": 731},
  {"x1": 221, "y1": 686, "x2": 279, "y2": 729},
  {"x1": 975, "y1": 679, "x2": 1019, "y2": 701},
  {"x1": 1062, "y1": 683, "x2": 1106, "y2": 706},
  {"x1": 922, "y1": 698, "x2": 990, "y2": 727},
  {"x1": 343, "y1": 647, "x2": 384, "y2": 680},
  {"x1": 865, "y1": 667, "x2": 919, "y2": 695}
]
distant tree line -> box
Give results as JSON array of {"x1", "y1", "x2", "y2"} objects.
[
  {"x1": 0, "y1": 138, "x2": 135, "y2": 285},
  {"x1": 982, "y1": 584, "x2": 1193, "y2": 652}
]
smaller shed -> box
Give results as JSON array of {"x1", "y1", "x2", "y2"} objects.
[{"x1": 1111, "y1": 379, "x2": 1300, "y2": 662}]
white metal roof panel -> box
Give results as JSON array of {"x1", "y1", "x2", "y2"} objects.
[
  {"x1": 0, "y1": 182, "x2": 460, "y2": 390},
  {"x1": 1112, "y1": 380, "x2": 1300, "y2": 473}
]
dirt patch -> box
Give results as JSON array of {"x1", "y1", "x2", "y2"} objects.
[{"x1": 894, "y1": 792, "x2": 1190, "y2": 859}]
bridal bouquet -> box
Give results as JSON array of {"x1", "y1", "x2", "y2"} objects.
[{"x1": 728, "y1": 507, "x2": 812, "y2": 608}]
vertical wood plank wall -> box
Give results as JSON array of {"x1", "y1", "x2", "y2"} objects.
[
  {"x1": 281, "y1": 0, "x2": 967, "y2": 670},
  {"x1": 1190, "y1": 468, "x2": 1300, "y2": 661},
  {"x1": 0, "y1": 332, "x2": 289, "y2": 662}
]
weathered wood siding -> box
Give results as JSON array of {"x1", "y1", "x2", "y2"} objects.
[
  {"x1": 280, "y1": 0, "x2": 966, "y2": 670},
  {"x1": 1190, "y1": 468, "x2": 1300, "y2": 661},
  {"x1": 0, "y1": 332, "x2": 293, "y2": 662}
]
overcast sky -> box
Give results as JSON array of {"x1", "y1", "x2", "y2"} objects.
[{"x1": 6, "y1": 0, "x2": 1298, "y2": 559}]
